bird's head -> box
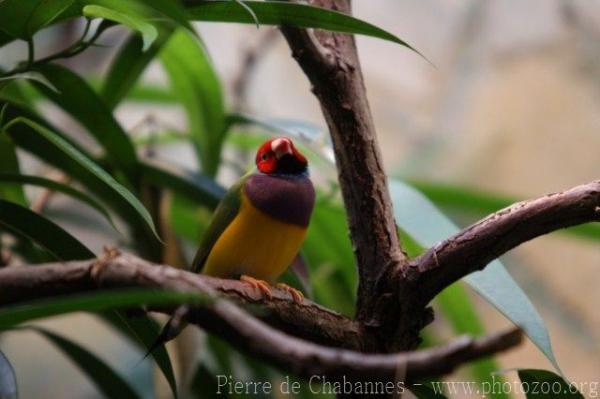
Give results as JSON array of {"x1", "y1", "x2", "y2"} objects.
[{"x1": 255, "y1": 137, "x2": 308, "y2": 175}]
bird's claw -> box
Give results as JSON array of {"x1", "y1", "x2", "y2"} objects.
[
  {"x1": 276, "y1": 283, "x2": 304, "y2": 303},
  {"x1": 240, "y1": 275, "x2": 273, "y2": 300}
]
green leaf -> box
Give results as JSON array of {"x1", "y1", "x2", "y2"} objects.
[
  {"x1": 0, "y1": 172, "x2": 117, "y2": 230},
  {"x1": 409, "y1": 382, "x2": 448, "y2": 398},
  {"x1": 137, "y1": 0, "x2": 194, "y2": 32},
  {"x1": 0, "y1": 0, "x2": 39, "y2": 39},
  {"x1": 27, "y1": 327, "x2": 141, "y2": 399},
  {"x1": 0, "y1": 0, "x2": 189, "y2": 48},
  {"x1": 0, "y1": 0, "x2": 73, "y2": 39},
  {"x1": 517, "y1": 369, "x2": 583, "y2": 398},
  {"x1": 0, "y1": 100, "x2": 92, "y2": 156},
  {"x1": 189, "y1": 364, "x2": 222, "y2": 399},
  {"x1": 0, "y1": 351, "x2": 18, "y2": 399},
  {"x1": 31, "y1": 64, "x2": 138, "y2": 182},
  {"x1": 83, "y1": 5, "x2": 158, "y2": 51},
  {"x1": 408, "y1": 179, "x2": 600, "y2": 242},
  {"x1": 0, "y1": 135, "x2": 27, "y2": 206},
  {"x1": 103, "y1": 312, "x2": 179, "y2": 399},
  {"x1": 140, "y1": 158, "x2": 225, "y2": 209},
  {"x1": 3, "y1": 117, "x2": 161, "y2": 243},
  {"x1": 187, "y1": 1, "x2": 421, "y2": 55},
  {"x1": 87, "y1": 0, "x2": 195, "y2": 34},
  {"x1": 233, "y1": 0, "x2": 260, "y2": 29},
  {"x1": 0, "y1": 73, "x2": 59, "y2": 93},
  {"x1": 102, "y1": 30, "x2": 173, "y2": 109},
  {"x1": 160, "y1": 29, "x2": 226, "y2": 177},
  {"x1": 26, "y1": 0, "x2": 74, "y2": 35},
  {"x1": 0, "y1": 289, "x2": 207, "y2": 330},
  {"x1": 389, "y1": 179, "x2": 561, "y2": 373},
  {"x1": 0, "y1": 31, "x2": 12, "y2": 49},
  {"x1": 121, "y1": 82, "x2": 177, "y2": 104},
  {"x1": 169, "y1": 193, "x2": 214, "y2": 244},
  {"x1": 303, "y1": 195, "x2": 356, "y2": 315},
  {"x1": 436, "y1": 283, "x2": 508, "y2": 397},
  {"x1": 0, "y1": 199, "x2": 94, "y2": 261}
]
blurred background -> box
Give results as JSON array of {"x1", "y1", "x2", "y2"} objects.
[{"x1": 1, "y1": 0, "x2": 598, "y2": 397}]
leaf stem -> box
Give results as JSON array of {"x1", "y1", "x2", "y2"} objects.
[{"x1": 0, "y1": 18, "x2": 106, "y2": 79}]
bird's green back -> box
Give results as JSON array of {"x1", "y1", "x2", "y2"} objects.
[{"x1": 191, "y1": 174, "x2": 248, "y2": 273}]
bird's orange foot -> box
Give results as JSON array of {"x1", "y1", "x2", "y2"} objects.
[
  {"x1": 240, "y1": 275, "x2": 273, "y2": 300},
  {"x1": 276, "y1": 283, "x2": 304, "y2": 303}
]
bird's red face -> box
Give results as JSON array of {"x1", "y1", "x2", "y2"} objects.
[{"x1": 255, "y1": 137, "x2": 308, "y2": 175}]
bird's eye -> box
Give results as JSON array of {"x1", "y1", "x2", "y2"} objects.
[{"x1": 261, "y1": 153, "x2": 268, "y2": 161}]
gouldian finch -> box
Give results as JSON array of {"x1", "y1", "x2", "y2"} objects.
[
  {"x1": 147, "y1": 138, "x2": 314, "y2": 354},
  {"x1": 193, "y1": 137, "x2": 315, "y2": 301}
]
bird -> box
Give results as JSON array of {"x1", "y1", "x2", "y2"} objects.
[
  {"x1": 146, "y1": 137, "x2": 315, "y2": 355},
  {"x1": 193, "y1": 136, "x2": 315, "y2": 301}
]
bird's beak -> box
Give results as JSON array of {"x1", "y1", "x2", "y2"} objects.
[{"x1": 271, "y1": 138, "x2": 293, "y2": 159}]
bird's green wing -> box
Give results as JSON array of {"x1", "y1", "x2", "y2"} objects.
[{"x1": 191, "y1": 175, "x2": 247, "y2": 273}]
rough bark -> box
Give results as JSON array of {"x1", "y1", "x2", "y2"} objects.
[
  {"x1": 280, "y1": 0, "x2": 408, "y2": 326},
  {"x1": 0, "y1": 251, "x2": 522, "y2": 383},
  {"x1": 0, "y1": 252, "x2": 360, "y2": 349},
  {"x1": 405, "y1": 179, "x2": 600, "y2": 303}
]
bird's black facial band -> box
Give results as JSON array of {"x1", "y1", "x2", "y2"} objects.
[{"x1": 276, "y1": 153, "x2": 308, "y2": 175}]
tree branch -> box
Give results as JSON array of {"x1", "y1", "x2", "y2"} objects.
[
  {"x1": 0, "y1": 252, "x2": 361, "y2": 349},
  {"x1": 195, "y1": 301, "x2": 521, "y2": 383},
  {"x1": 0, "y1": 251, "x2": 522, "y2": 382},
  {"x1": 280, "y1": 0, "x2": 407, "y2": 324},
  {"x1": 407, "y1": 180, "x2": 600, "y2": 302}
]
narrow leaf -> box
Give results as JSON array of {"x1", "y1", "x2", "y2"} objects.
[
  {"x1": 517, "y1": 369, "x2": 583, "y2": 398},
  {"x1": 137, "y1": 0, "x2": 194, "y2": 32},
  {"x1": 84, "y1": 5, "x2": 158, "y2": 51},
  {"x1": 0, "y1": 135, "x2": 26, "y2": 206},
  {"x1": 0, "y1": 172, "x2": 116, "y2": 230},
  {"x1": 160, "y1": 29, "x2": 226, "y2": 176},
  {"x1": 409, "y1": 382, "x2": 448, "y2": 399},
  {"x1": 0, "y1": 199, "x2": 94, "y2": 261},
  {"x1": 436, "y1": 283, "x2": 508, "y2": 397},
  {"x1": 31, "y1": 64, "x2": 138, "y2": 182},
  {"x1": 3, "y1": 117, "x2": 161, "y2": 242},
  {"x1": 102, "y1": 30, "x2": 173, "y2": 109},
  {"x1": 140, "y1": 158, "x2": 225, "y2": 208},
  {"x1": 0, "y1": 73, "x2": 59, "y2": 93},
  {"x1": 0, "y1": 0, "x2": 73, "y2": 39},
  {"x1": 28, "y1": 327, "x2": 141, "y2": 399},
  {"x1": 0, "y1": 100, "x2": 92, "y2": 157},
  {"x1": 111, "y1": 313, "x2": 179, "y2": 399},
  {"x1": 187, "y1": 1, "x2": 422, "y2": 55},
  {"x1": 26, "y1": 0, "x2": 75, "y2": 36},
  {"x1": 0, "y1": 289, "x2": 207, "y2": 330}
]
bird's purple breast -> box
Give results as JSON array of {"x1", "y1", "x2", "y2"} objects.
[{"x1": 244, "y1": 174, "x2": 315, "y2": 227}]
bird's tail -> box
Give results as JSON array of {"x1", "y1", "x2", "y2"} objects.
[{"x1": 143, "y1": 305, "x2": 190, "y2": 359}]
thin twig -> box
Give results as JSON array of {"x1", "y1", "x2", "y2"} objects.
[
  {"x1": 30, "y1": 171, "x2": 69, "y2": 214},
  {"x1": 1, "y1": 19, "x2": 104, "y2": 78},
  {"x1": 231, "y1": 28, "x2": 279, "y2": 112}
]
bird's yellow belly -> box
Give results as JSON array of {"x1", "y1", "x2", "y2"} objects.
[{"x1": 202, "y1": 196, "x2": 307, "y2": 282}]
